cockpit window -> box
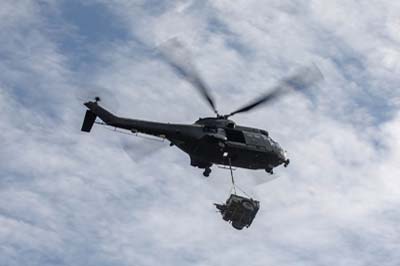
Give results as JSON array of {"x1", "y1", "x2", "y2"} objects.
[
  {"x1": 266, "y1": 137, "x2": 281, "y2": 149},
  {"x1": 226, "y1": 122, "x2": 235, "y2": 128},
  {"x1": 271, "y1": 139, "x2": 279, "y2": 147},
  {"x1": 225, "y1": 129, "x2": 246, "y2": 143},
  {"x1": 204, "y1": 126, "x2": 218, "y2": 133}
]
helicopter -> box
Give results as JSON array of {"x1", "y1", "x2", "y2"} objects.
[{"x1": 81, "y1": 41, "x2": 322, "y2": 177}]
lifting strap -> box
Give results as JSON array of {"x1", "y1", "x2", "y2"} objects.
[
  {"x1": 228, "y1": 157, "x2": 252, "y2": 198},
  {"x1": 228, "y1": 157, "x2": 237, "y2": 195}
]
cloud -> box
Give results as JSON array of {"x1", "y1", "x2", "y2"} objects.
[{"x1": 0, "y1": 1, "x2": 399, "y2": 266}]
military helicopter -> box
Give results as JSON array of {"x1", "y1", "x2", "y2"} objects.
[{"x1": 81, "y1": 41, "x2": 322, "y2": 177}]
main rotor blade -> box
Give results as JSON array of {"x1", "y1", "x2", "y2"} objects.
[
  {"x1": 121, "y1": 135, "x2": 167, "y2": 163},
  {"x1": 227, "y1": 65, "x2": 323, "y2": 117},
  {"x1": 159, "y1": 38, "x2": 219, "y2": 115},
  {"x1": 251, "y1": 171, "x2": 280, "y2": 186}
]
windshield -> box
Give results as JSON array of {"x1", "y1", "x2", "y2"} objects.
[
  {"x1": 263, "y1": 135, "x2": 281, "y2": 149},
  {"x1": 270, "y1": 138, "x2": 281, "y2": 148}
]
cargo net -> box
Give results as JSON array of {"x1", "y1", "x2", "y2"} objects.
[{"x1": 214, "y1": 158, "x2": 260, "y2": 230}]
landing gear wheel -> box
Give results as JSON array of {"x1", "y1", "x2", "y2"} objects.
[
  {"x1": 284, "y1": 159, "x2": 290, "y2": 167},
  {"x1": 265, "y1": 168, "x2": 273, "y2": 175},
  {"x1": 203, "y1": 167, "x2": 211, "y2": 177}
]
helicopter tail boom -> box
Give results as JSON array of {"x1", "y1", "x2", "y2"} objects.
[
  {"x1": 82, "y1": 101, "x2": 194, "y2": 140},
  {"x1": 83, "y1": 101, "x2": 117, "y2": 125}
]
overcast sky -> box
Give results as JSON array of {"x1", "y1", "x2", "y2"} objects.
[{"x1": 1, "y1": 1, "x2": 399, "y2": 265}]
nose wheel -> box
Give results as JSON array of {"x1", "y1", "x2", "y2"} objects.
[
  {"x1": 284, "y1": 159, "x2": 290, "y2": 167},
  {"x1": 203, "y1": 167, "x2": 212, "y2": 177}
]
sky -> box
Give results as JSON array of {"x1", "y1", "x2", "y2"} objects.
[{"x1": 0, "y1": 0, "x2": 399, "y2": 265}]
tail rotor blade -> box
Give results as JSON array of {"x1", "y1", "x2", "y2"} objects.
[{"x1": 75, "y1": 85, "x2": 120, "y2": 111}]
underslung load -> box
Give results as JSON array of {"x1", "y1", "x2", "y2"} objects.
[{"x1": 215, "y1": 194, "x2": 260, "y2": 230}]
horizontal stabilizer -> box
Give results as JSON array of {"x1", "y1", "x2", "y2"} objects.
[{"x1": 81, "y1": 110, "x2": 97, "y2": 132}]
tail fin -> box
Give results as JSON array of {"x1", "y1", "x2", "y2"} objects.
[{"x1": 81, "y1": 110, "x2": 97, "y2": 132}]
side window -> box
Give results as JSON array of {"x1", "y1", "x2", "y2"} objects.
[
  {"x1": 260, "y1": 130, "x2": 269, "y2": 137},
  {"x1": 225, "y1": 129, "x2": 246, "y2": 143},
  {"x1": 204, "y1": 126, "x2": 217, "y2": 133},
  {"x1": 245, "y1": 132, "x2": 264, "y2": 146}
]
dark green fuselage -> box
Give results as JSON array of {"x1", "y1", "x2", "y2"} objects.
[{"x1": 82, "y1": 101, "x2": 288, "y2": 174}]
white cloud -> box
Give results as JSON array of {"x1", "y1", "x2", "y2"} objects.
[{"x1": 0, "y1": 0, "x2": 399, "y2": 265}]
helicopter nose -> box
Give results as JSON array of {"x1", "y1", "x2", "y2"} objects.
[
  {"x1": 276, "y1": 148, "x2": 288, "y2": 161},
  {"x1": 277, "y1": 149, "x2": 290, "y2": 167},
  {"x1": 277, "y1": 148, "x2": 286, "y2": 160}
]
